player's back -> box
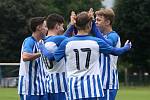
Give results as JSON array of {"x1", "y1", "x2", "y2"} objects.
[
  {"x1": 61, "y1": 35, "x2": 104, "y2": 99},
  {"x1": 65, "y1": 35, "x2": 101, "y2": 77}
]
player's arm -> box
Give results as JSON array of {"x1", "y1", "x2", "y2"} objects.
[
  {"x1": 63, "y1": 11, "x2": 77, "y2": 37},
  {"x1": 38, "y1": 42, "x2": 54, "y2": 60},
  {"x1": 88, "y1": 8, "x2": 112, "y2": 45},
  {"x1": 91, "y1": 20, "x2": 112, "y2": 45},
  {"x1": 22, "y1": 52, "x2": 41, "y2": 61},
  {"x1": 54, "y1": 39, "x2": 67, "y2": 62},
  {"x1": 63, "y1": 24, "x2": 74, "y2": 37},
  {"x1": 38, "y1": 36, "x2": 67, "y2": 60},
  {"x1": 98, "y1": 39, "x2": 131, "y2": 55},
  {"x1": 22, "y1": 38, "x2": 41, "y2": 61}
]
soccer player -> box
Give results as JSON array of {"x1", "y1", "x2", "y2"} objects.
[
  {"x1": 95, "y1": 8, "x2": 122, "y2": 100},
  {"x1": 39, "y1": 13, "x2": 76, "y2": 100},
  {"x1": 18, "y1": 17, "x2": 48, "y2": 100},
  {"x1": 54, "y1": 11, "x2": 131, "y2": 100}
]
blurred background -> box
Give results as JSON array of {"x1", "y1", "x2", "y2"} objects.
[{"x1": 0, "y1": 0, "x2": 150, "y2": 100}]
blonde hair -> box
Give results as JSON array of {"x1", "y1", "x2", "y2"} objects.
[{"x1": 95, "y1": 8, "x2": 115, "y2": 25}]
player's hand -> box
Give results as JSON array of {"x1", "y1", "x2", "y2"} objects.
[
  {"x1": 124, "y1": 40, "x2": 132, "y2": 51},
  {"x1": 88, "y1": 8, "x2": 94, "y2": 20},
  {"x1": 70, "y1": 11, "x2": 76, "y2": 25}
]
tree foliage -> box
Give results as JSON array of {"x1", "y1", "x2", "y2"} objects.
[
  {"x1": 114, "y1": 0, "x2": 150, "y2": 72},
  {"x1": 0, "y1": 0, "x2": 102, "y2": 62},
  {"x1": 0, "y1": 0, "x2": 52, "y2": 62}
]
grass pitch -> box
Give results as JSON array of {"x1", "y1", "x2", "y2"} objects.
[
  {"x1": 116, "y1": 86, "x2": 150, "y2": 100},
  {"x1": 0, "y1": 88, "x2": 19, "y2": 100},
  {"x1": 0, "y1": 86, "x2": 150, "y2": 100}
]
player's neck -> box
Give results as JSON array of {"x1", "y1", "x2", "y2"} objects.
[
  {"x1": 47, "y1": 30, "x2": 57, "y2": 36},
  {"x1": 32, "y1": 32, "x2": 41, "y2": 41},
  {"x1": 103, "y1": 26, "x2": 113, "y2": 35},
  {"x1": 77, "y1": 30, "x2": 89, "y2": 35}
]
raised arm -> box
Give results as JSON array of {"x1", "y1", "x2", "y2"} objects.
[
  {"x1": 91, "y1": 20, "x2": 112, "y2": 45},
  {"x1": 63, "y1": 11, "x2": 77, "y2": 37}
]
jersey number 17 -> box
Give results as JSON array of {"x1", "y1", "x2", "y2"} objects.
[{"x1": 73, "y1": 48, "x2": 91, "y2": 70}]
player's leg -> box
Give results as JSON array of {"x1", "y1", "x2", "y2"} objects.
[
  {"x1": 99, "y1": 89, "x2": 107, "y2": 100},
  {"x1": 26, "y1": 95, "x2": 39, "y2": 100},
  {"x1": 75, "y1": 97, "x2": 101, "y2": 100},
  {"x1": 100, "y1": 89, "x2": 118, "y2": 100},
  {"x1": 19, "y1": 95, "x2": 39, "y2": 100},
  {"x1": 48, "y1": 93, "x2": 54, "y2": 100},
  {"x1": 109, "y1": 89, "x2": 118, "y2": 100},
  {"x1": 20, "y1": 94, "x2": 26, "y2": 100},
  {"x1": 39, "y1": 94, "x2": 48, "y2": 100},
  {"x1": 48, "y1": 92, "x2": 67, "y2": 100}
]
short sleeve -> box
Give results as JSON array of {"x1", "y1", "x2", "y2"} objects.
[
  {"x1": 107, "y1": 32, "x2": 119, "y2": 47},
  {"x1": 22, "y1": 37, "x2": 35, "y2": 53}
]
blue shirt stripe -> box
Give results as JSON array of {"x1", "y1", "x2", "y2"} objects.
[
  {"x1": 39, "y1": 62, "x2": 45, "y2": 94},
  {"x1": 19, "y1": 76, "x2": 24, "y2": 94},
  {"x1": 112, "y1": 70, "x2": 115, "y2": 89},
  {"x1": 92, "y1": 75, "x2": 97, "y2": 97},
  {"x1": 80, "y1": 76, "x2": 85, "y2": 98},
  {"x1": 97, "y1": 75, "x2": 103, "y2": 96},
  {"x1": 28, "y1": 62, "x2": 32, "y2": 95},
  {"x1": 70, "y1": 78, "x2": 73, "y2": 100},
  {"x1": 48, "y1": 76, "x2": 51, "y2": 92},
  {"x1": 102, "y1": 55, "x2": 106, "y2": 85},
  {"x1": 51, "y1": 74, "x2": 55, "y2": 93},
  {"x1": 87, "y1": 75, "x2": 92, "y2": 97},
  {"x1": 62, "y1": 72, "x2": 67, "y2": 92},
  {"x1": 106, "y1": 55, "x2": 110, "y2": 89},
  {"x1": 56, "y1": 73, "x2": 61, "y2": 92},
  {"x1": 74, "y1": 77, "x2": 79, "y2": 99},
  {"x1": 34, "y1": 61, "x2": 38, "y2": 94}
]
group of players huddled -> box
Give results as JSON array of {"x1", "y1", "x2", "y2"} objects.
[{"x1": 18, "y1": 8, "x2": 131, "y2": 100}]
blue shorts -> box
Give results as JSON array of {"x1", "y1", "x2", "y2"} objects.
[
  {"x1": 101, "y1": 89, "x2": 118, "y2": 100},
  {"x1": 20, "y1": 94, "x2": 48, "y2": 100},
  {"x1": 48, "y1": 92, "x2": 67, "y2": 100},
  {"x1": 75, "y1": 97, "x2": 102, "y2": 100}
]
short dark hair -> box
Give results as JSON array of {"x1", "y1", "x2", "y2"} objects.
[
  {"x1": 46, "y1": 13, "x2": 64, "y2": 29},
  {"x1": 76, "y1": 12, "x2": 92, "y2": 30},
  {"x1": 29, "y1": 17, "x2": 45, "y2": 32}
]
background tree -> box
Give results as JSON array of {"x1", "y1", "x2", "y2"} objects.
[
  {"x1": 0, "y1": 0, "x2": 53, "y2": 62},
  {"x1": 0, "y1": 0, "x2": 103, "y2": 63},
  {"x1": 114, "y1": 0, "x2": 150, "y2": 74}
]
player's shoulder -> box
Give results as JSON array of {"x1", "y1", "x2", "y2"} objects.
[
  {"x1": 70, "y1": 35, "x2": 103, "y2": 43},
  {"x1": 23, "y1": 36, "x2": 36, "y2": 44},
  {"x1": 44, "y1": 35, "x2": 67, "y2": 41},
  {"x1": 108, "y1": 31, "x2": 120, "y2": 38},
  {"x1": 22, "y1": 36, "x2": 36, "y2": 49}
]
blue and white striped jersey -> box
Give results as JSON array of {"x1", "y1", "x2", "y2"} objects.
[
  {"x1": 54, "y1": 35, "x2": 117, "y2": 99},
  {"x1": 43, "y1": 35, "x2": 68, "y2": 93},
  {"x1": 100, "y1": 31, "x2": 121, "y2": 89},
  {"x1": 18, "y1": 36, "x2": 46, "y2": 95}
]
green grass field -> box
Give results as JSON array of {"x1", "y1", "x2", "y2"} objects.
[
  {"x1": 0, "y1": 87, "x2": 150, "y2": 100},
  {"x1": 116, "y1": 86, "x2": 150, "y2": 100}
]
